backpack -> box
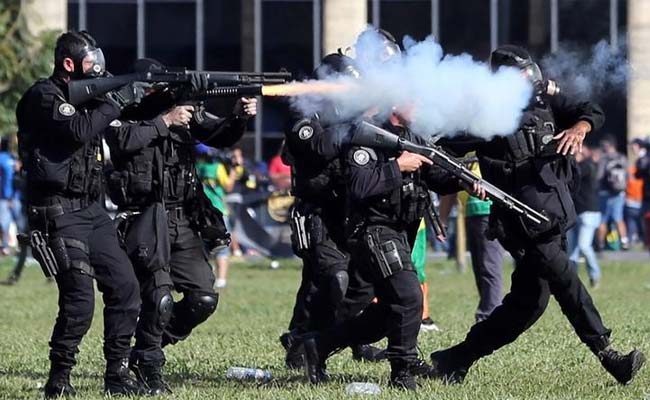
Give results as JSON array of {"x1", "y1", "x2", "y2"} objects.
[{"x1": 604, "y1": 157, "x2": 627, "y2": 193}]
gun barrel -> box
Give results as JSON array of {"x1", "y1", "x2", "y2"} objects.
[
  {"x1": 202, "y1": 85, "x2": 263, "y2": 97},
  {"x1": 351, "y1": 122, "x2": 550, "y2": 225}
]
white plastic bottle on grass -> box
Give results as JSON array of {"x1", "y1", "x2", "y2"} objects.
[
  {"x1": 345, "y1": 382, "x2": 381, "y2": 395},
  {"x1": 225, "y1": 367, "x2": 272, "y2": 382}
]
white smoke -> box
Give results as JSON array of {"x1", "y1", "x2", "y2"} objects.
[
  {"x1": 290, "y1": 29, "x2": 533, "y2": 139},
  {"x1": 540, "y1": 39, "x2": 628, "y2": 100}
]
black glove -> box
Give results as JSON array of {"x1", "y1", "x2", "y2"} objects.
[
  {"x1": 106, "y1": 82, "x2": 149, "y2": 109},
  {"x1": 182, "y1": 72, "x2": 209, "y2": 99}
]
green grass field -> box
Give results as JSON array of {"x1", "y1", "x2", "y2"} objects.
[{"x1": 0, "y1": 256, "x2": 648, "y2": 400}]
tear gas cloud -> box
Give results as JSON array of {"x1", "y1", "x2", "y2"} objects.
[
  {"x1": 288, "y1": 29, "x2": 533, "y2": 139},
  {"x1": 541, "y1": 39, "x2": 628, "y2": 100}
]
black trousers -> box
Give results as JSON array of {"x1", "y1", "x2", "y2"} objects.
[
  {"x1": 288, "y1": 213, "x2": 374, "y2": 333},
  {"x1": 48, "y1": 202, "x2": 140, "y2": 369},
  {"x1": 131, "y1": 211, "x2": 216, "y2": 364},
  {"x1": 459, "y1": 230, "x2": 611, "y2": 362},
  {"x1": 323, "y1": 225, "x2": 422, "y2": 364}
]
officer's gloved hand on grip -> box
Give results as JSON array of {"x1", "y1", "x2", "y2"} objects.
[
  {"x1": 161, "y1": 105, "x2": 195, "y2": 130},
  {"x1": 106, "y1": 82, "x2": 149, "y2": 110},
  {"x1": 232, "y1": 97, "x2": 258, "y2": 119}
]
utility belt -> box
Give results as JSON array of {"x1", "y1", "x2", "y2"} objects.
[
  {"x1": 30, "y1": 195, "x2": 92, "y2": 213},
  {"x1": 23, "y1": 203, "x2": 94, "y2": 278}
]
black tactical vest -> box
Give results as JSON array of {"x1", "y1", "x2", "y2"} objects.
[
  {"x1": 478, "y1": 99, "x2": 576, "y2": 237},
  {"x1": 107, "y1": 131, "x2": 198, "y2": 209},
  {"x1": 18, "y1": 79, "x2": 104, "y2": 206}
]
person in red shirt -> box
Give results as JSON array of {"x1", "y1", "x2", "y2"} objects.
[{"x1": 269, "y1": 142, "x2": 292, "y2": 190}]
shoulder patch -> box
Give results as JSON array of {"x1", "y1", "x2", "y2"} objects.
[
  {"x1": 109, "y1": 119, "x2": 123, "y2": 128},
  {"x1": 353, "y1": 149, "x2": 371, "y2": 166},
  {"x1": 291, "y1": 118, "x2": 315, "y2": 140},
  {"x1": 298, "y1": 125, "x2": 314, "y2": 140},
  {"x1": 58, "y1": 103, "x2": 76, "y2": 117}
]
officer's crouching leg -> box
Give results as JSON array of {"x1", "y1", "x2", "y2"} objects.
[
  {"x1": 162, "y1": 290, "x2": 218, "y2": 347},
  {"x1": 49, "y1": 269, "x2": 96, "y2": 371},
  {"x1": 131, "y1": 275, "x2": 174, "y2": 365}
]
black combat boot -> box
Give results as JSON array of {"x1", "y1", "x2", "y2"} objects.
[
  {"x1": 130, "y1": 360, "x2": 172, "y2": 396},
  {"x1": 44, "y1": 367, "x2": 76, "y2": 399},
  {"x1": 389, "y1": 360, "x2": 417, "y2": 391},
  {"x1": 429, "y1": 346, "x2": 473, "y2": 384},
  {"x1": 104, "y1": 358, "x2": 145, "y2": 396},
  {"x1": 302, "y1": 334, "x2": 329, "y2": 384},
  {"x1": 280, "y1": 331, "x2": 304, "y2": 370},
  {"x1": 598, "y1": 347, "x2": 645, "y2": 384},
  {"x1": 351, "y1": 344, "x2": 386, "y2": 362},
  {"x1": 408, "y1": 357, "x2": 435, "y2": 378}
]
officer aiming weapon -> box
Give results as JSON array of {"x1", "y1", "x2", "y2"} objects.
[
  {"x1": 68, "y1": 65, "x2": 292, "y2": 106},
  {"x1": 351, "y1": 121, "x2": 550, "y2": 225}
]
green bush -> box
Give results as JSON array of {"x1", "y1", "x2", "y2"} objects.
[{"x1": 0, "y1": 0, "x2": 58, "y2": 136}]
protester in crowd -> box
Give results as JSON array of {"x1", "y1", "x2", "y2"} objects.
[
  {"x1": 569, "y1": 145, "x2": 603, "y2": 288},
  {"x1": 0, "y1": 137, "x2": 17, "y2": 255},
  {"x1": 196, "y1": 144, "x2": 241, "y2": 289},
  {"x1": 626, "y1": 138, "x2": 647, "y2": 246},
  {"x1": 597, "y1": 135, "x2": 629, "y2": 250},
  {"x1": 411, "y1": 219, "x2": 441, "y2": 332},
  {"x1": 269, "y1": 142, "x2": 292, "y2": 190},
  {"x1": 439, "y1": 158, "x2": 504, "y2": 322},
  {"x1": 635, "y1": 137, "x2": 650, "y2": 250}
]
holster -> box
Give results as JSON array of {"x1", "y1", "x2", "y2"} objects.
[
  {"x1": 364, "y1": 227, "x2": 407, "y2": 280},
  {"x1": 190, "y1": 188, "x2": 231, "y2": 252},
  {"x1": 26, "y1": 204, "x2": 65, "y2": 278},
  {"x1": 289, "y1": 207, "x2": 310, "y2": 255}
]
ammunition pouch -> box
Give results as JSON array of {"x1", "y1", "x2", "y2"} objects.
[
  {"x1": 399, "y1": 181, "x2": 430, "y2": 224},
  {"x1": 123, "y1": 202, "x2": 171, "y2": 273},
  {"x1": 363, "y1": 226, "x2": 412, "y2": 280}
]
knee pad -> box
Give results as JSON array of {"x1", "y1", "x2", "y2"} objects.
[
  {"x1": 156, "y1": 291, "x2": 174, "y2": 329},
  {"x1": 326, "y1": 270, "x2": 349, "y2": 306},
  {"x1": 185, "y1": 291, "x2": 219, "y2": 325}
]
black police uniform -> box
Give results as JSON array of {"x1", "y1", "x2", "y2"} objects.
[
  {"x1": 104, "y1": 103, "x2": 247, "y2": 388},
  {"x1": 284, "y1": 117, "x2": 375, "y2": 333},
  {"x1": 303, "y1": 121, "x2": 461, "y2": 387},
  {"x1": 429, "y1": 92, "x2": 642, "y2": 383},
  {"x1": 16, "y1": 77, "x2": 141, "y2": 389}
]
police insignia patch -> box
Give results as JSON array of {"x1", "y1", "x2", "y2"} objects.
[
  {"x1": 298, "y1": 125, "x2": 314, "y2": 140},
  {"x1": 109, "y1": 119, "x2": 123, "y2": 128},
  {"x1": 58, "y1": 103, "x2": 76, "y2": 117},
  {"x1": 353, "y1": 149, "x2": 370, "y2": 166}
]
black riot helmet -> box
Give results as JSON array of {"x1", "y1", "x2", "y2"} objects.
[
  {"x1": 54, "y1": 30, "x2": 106, "y2": 79},
  {"x1": 347, "y1": 27, "x2": 401, "y2": 65},
  {"x1": 490, "y1": 45, "x2": 542, "y2": 84},
  {"x1": 490, "y1": 44, "x2": 560, "y2": 96},
  {"x1": 313, "y1": 53, "x2": 361, "y2": 80}
]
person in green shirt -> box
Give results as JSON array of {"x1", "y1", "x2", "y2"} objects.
[{"x1": 411, "y1": 218, "x2": 441, "y2": 332}]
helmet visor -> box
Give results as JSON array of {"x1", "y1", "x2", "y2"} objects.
[
  {"x1": 81, "y1": 48, "x2": 106, "y2": 77},
  {"x1": 522, "y1": 63, "x2": 542, "y2": 83}
]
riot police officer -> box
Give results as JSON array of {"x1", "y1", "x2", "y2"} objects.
[
  {"x1": 104, "y1": 66, "x2": 257, "y2": 395},
  {"x1": 15, "y1": 31, "x2": 144, "y2": 397},
  {"x1": 300, "y1": 111, "x2": 471, "y2": 390},
  {"x1": 281, "y1": 54, "x2": 382, "y2": 368},
  {"x1": 428, "y1": 45, "x2": 645, "y2": 385}
]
